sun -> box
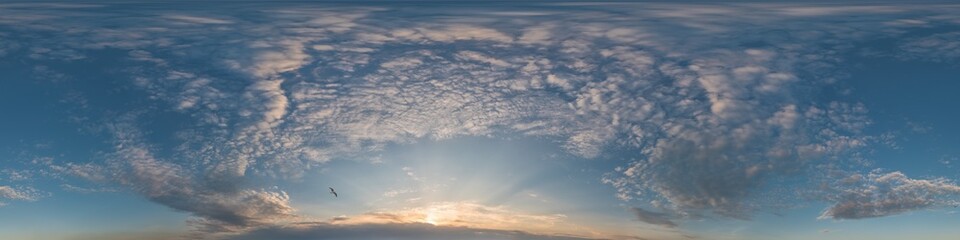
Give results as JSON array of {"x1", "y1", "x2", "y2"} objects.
[{"x1": 424, "y1": 211, "x2": 438, "y2": 225}]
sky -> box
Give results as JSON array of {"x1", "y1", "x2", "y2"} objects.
[{"x1": 1, "y1": 1, "x2": 960, "y2": 240}]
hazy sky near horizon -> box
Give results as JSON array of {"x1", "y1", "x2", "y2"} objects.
[{"x1": 2, "y1": 1, "x2": 960, "y2": 240}]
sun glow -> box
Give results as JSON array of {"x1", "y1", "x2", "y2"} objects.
[
  {"x1": 424, "y1": 210, "x2": 438, "y2": 225},
  {"x1": 329, "y1": 202, "x2": 606, "y2": 236},
  {"x1": 422, "y1": 206, "x2": 453, "y2": 226}
]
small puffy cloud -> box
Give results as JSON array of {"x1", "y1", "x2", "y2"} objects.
[
  {"x1": 0, "y1": 186, "x2": 36, "y2": 201},
  {"x1": 0, "y1": 185, "x2": 42, "y2": 205},
  {"x1": 1, "y1": 169, "x2": 32, "y2": 182},
  {"x1": 821, "y1": 171, "x2": 960, "y2": 220},
  {"x1": 545, "y1": 74, "x2": 573, "y2": 90}
]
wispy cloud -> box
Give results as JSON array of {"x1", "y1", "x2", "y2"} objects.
[
  {"x1": 60, "y1": 184, "x2": 116, "y2": 194},
  {"x1": 899, "y1": 31, "x2": 960, "y2": 63},
  {"x1": 103, "y1": 118, "x2": 297, "y2": 232},
  {"x1": 163, "y1": 15, "x2": 233, "y2": 25}
]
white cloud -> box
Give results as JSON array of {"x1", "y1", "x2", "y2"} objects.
[
  {"x1": 545, "y1": 74, "x2": 573, "y2": 90},
  {"x1": 380, "y1": 57, "x2": 424, "y2": 70},
  {"x1": 5, "y1": 2, "x2": 960, "y2": 234},
  {"x1": 60, "y1": 184, "x2": 116, "y2": 194},
  {"x1": 455, "y1": 51, "x2": 510, "y2": 67},
  {"x1": 416, "y1": 25, "x2": 513, "y2": 43},
  {"x1": 0, "y1": 185, "x2": 42, "y2": 206},
  {"x1": 1, "y1": 169, "x2": 32, "y2": 182},
  {"x1": 246, "y1": 40, "x2": 310, "y2": 78},
  {"x1": 820, "y1": 171, "x2": 960, "y2": 220},
  {"x1": 519, "y1": 25, "x2": 554, "y2": 44},
  {"x1": 0, "y1": 186, "x2": 39, "y2": 201},
  {"x1": 245, "y1": 79, "x2": 289, "y2": 131},
  {"x1": 102, "y1": 119, "x2": 296, "y2": 231}
]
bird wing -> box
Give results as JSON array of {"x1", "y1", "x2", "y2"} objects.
[{"x1": 333, "y1": 192, "x2": 338, "y2": 197}]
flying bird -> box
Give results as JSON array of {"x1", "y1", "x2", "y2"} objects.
[{"x1": 329, "y1": 187, "x2": 338, "y2": 198}]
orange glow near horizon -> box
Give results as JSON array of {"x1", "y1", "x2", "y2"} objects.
[{"x1": 326, "y1": 201, "x2": 617, "y2": 238}]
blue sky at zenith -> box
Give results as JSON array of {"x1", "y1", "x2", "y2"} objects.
[{"x1": 2, "y1": 1, "x2": 960, "y2": 240}]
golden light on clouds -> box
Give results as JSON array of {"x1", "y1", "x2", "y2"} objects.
[
  {"x1": 423, "y1": 209, "x2": 438, "y2": 225},
  {"x1": 329, "y1": 201, "x2": 605, "y2": 238}
]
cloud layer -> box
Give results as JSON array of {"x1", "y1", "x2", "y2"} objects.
[{"x1": 2, "y1": 2, "x2": 960, "y2": 237}]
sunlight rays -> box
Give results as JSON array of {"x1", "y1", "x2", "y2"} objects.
[
  {"x1": 331, "y1": 202, "x2": 582, "y2": 236},
  {"x1": 302, "y1": 137, "x2": 632, "y2": 238}
]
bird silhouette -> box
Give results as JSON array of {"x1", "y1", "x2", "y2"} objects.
[{"x1": 329, "y1": 187, "x2": 338, "y2": 198}]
